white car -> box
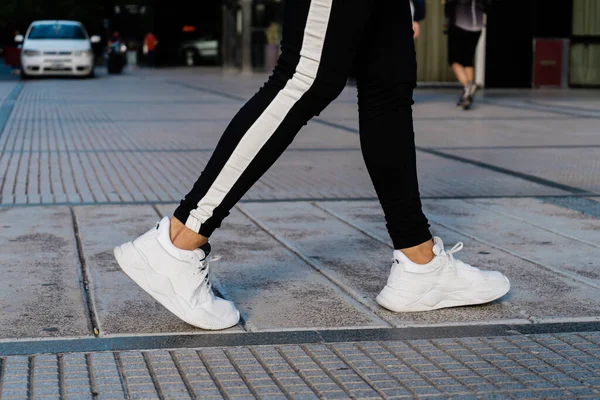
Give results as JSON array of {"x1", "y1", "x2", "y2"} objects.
[{"x1": 16, "y1": 20, "x2": 100, "y2": 79}]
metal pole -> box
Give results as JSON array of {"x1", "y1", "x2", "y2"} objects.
[
  {"x1": 475, "y1": 14, "x2": 487, "y2": 88},
  {"x1": 241, "y1": 0, "x2": 252, "y2": 74},
  {"x1": 222, "y1": 4, "x2": 231, "y2": 69}
]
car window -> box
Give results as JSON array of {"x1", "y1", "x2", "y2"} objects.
[{"x1": 28, "y1": 24, "x2": 87, "y2": 40}]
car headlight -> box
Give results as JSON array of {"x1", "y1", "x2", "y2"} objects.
[
  {"x1": 23, "y1": 49, "x2": 41, "y2": 56},
  {"x1": 74, "y1": 50, "x2": 94, "y2": 57}
]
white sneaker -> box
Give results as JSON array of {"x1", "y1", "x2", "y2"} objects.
[
  {"x1": 113, "y1": 217, "x2": 240, "y2": 330},
  {"x1": 376, "y1": 237, "x2": 510, "y2": 312}
]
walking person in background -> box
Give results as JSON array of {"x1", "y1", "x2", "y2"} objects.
[
  {"x1": 107, "y1": 31, "x2": 121, "y2": 52},
  {"x1": 114, "y1": 0, "x2": 510, "y2": 330},
  {"x1": 410, "y1": 0, "x2": 426, "y2": 39},
  {"x1": 445, "y1": 0, "x2": 491, "y2": 109},
  {"x1": 143, "y1": 31, "x2": 158, "y2": 67}
]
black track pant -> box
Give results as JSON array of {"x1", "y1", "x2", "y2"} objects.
[{"x1": 174, "y1": 0, "x2": 432, "y2": 249}]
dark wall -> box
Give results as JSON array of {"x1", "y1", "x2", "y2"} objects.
[
  {"x1": 485, "y1": 0, "x2": 573, "y2": 88},
  {"x1": 152, "y1": 0, "x2": 221, "y2": 65},
  {"x1": 532, "y1": 0, "x2": 573, "y2": 38}
]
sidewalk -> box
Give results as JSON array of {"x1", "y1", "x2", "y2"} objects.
[{"x1": 0, "y1": 68, "x2": 599, "y2": 399}]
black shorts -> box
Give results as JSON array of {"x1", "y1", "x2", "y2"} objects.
[{"x1": 447, "y1": 26, "x2": 481, "y2": 67}]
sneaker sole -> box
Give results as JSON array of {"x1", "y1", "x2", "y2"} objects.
[
  {"x1": 375, "y1": 277, "x2": 510, "y2": 313},
  {"x1": 462, "y1": 97, "x2": 473, "y2": 110},
  {"x1": 113, "y1": 243, "x2": 240, "y2": 330}
]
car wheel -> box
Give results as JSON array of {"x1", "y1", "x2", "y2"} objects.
[
  {"x1": 20, "y1": 69, "x2": 30, "y2": 80},
  {"x1": 86, "y1": 68, "x2": 95, "y2": 79}
]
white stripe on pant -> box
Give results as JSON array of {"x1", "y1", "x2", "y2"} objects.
[{"x1": 184, "y1": 0, "x2": 333, "y2": 232}]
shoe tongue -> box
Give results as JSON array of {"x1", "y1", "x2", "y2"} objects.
[
  {"x1": 432, "y1": 237, "x2": 445, "y2": 256},
  {"x1": 194, "y1": 242, "x2": 211, "y2": 260}
]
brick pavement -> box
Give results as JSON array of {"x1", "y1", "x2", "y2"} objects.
[
  {"x1": 1, "y1": 332, "x2": 600, "y2": 399},
  {"x1": 2, "y1": 73, "x2": 600, "y2": 206}
]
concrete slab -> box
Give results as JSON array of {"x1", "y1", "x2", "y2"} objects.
[
  {"x1": 449, "y1": 147, "x2": 600, "y2": 194},
  {"x1": 157, "y1": 205, "x2": 387, "y2": 331},
  {"x1": 239, "y1": 202, "x2": 523, "y2": 327},
  {"x1": 471, "y1": 198, "x2": 600, "y2": 247},
  {"x1": 414, "y1": 117, "x2": 600, "y2": 148},
  {"x1": 317, "y1": 200, "x2": 600, "y2": 322},
  {"x1": 73, "y1": 205, "x2": 244, "y2": 335},
  {"x1": 0, "y1": 207, "x2": 90, "y2": 339}
]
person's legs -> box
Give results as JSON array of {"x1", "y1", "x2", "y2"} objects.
[
  {"x1": 115, "y1": 0, "x2": 372, "y2": 330},
  {"x1": 356, "y1": 0, "x2": 432, "y2": 257},
  {"x1": 459, "y1": 30, "x2": 482, "y2": 109},
  {"x1": 172, "y1": 0, "x2": 371, "y2": 246},
  {"x1": 449, "y1": 26, "x2": 484, "y2": 107},
  {"x1": 355, "y1": 1, "x2": 510, "y2": 312},
  {"x1": 452, "y1": 63, "x2": 469, "y2": 87},
  {"x1": 448, "y1": 26, "x2": 470, "y2": 106},
  {"x1": 147, "y1": 50, "x2": 156, "y2": 67}
]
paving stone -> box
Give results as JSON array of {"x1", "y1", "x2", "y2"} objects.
[
  {"x1": 0, "y1": 207, "x2": 90, "y2": 339},
  {"x1": 67, "y1": 395, "x2": 94, "y2": 400}
]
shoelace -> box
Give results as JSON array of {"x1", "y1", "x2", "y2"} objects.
[
  {"x1": 447, "y1": 242, "x2": 463, "y2": 259},
  {"x1": 445, "y1": 242, "x2": 463, "y2": 272},
  {"x1": 445, "y1": 242, "x2": 479, "y2": 275},
  {"x1": 193, "y1": 255, "x2": 221, "y2": 292}
]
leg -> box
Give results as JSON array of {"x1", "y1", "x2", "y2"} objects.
[
  {"x1": 465, "y1": 66, "x2": 475, "y2": 82},
  {"x1": 460, "y1": 30, "x2": 482, "y2": 109},
  {"x1": 172, "y1": 0, "x2": 372, "y2": 249},
  {"x1": 448, "y1": 26, "x2": 472, "y2": 107},
  {"x1": 461, "y1": 29, "x2": 482, "y2": 79},
  {"x1": 452, "y1": 62, "x2": 469, "y2": 86},
  {"x1": 148, "y1": 51, "x2": 156, "y2": 67},
  {"x1": 358, "y1": 2, "x2": 510, "y2": 314},
  {"x1": 355, "y1": 0, "x2": 432, "y2": 260},
  {"x1": 448, "y1": 26, "x2": 468, "y2": 87}
]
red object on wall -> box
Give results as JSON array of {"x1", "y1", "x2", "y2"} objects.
[
  {"x1": 4, "y1": 47, "x2": 21, "y2": 67},
  {"x1": 532, "y1": 39, "x2": 567, "y2": 87}
]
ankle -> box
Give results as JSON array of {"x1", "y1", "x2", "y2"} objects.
[
  {"x1": 399, "y1": 239, "x2": 435, "y2": 265},
  {"x1": 170, "y1": 217, "x2": 208, "y2": 251}
]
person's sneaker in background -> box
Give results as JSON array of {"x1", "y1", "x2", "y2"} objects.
[{"x1": 462, "y1": 81, "x2": 477, "y2": 110}]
